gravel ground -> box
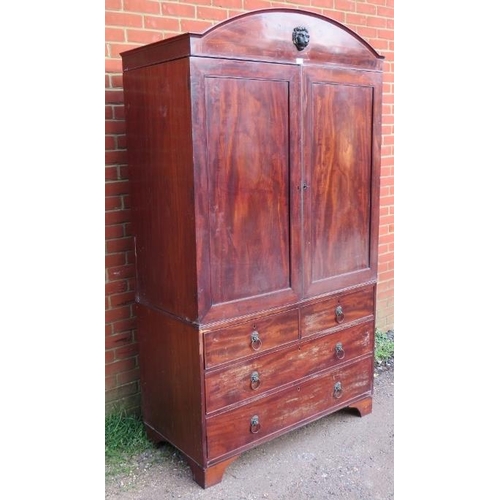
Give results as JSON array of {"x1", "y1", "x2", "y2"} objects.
[{"x1": 105, "y1": 365, "x2": 393, "y2": 500}]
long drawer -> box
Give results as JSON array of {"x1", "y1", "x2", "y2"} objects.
[
  {"x1": 204, "y1": 308, "x2": 299, "y2": 368},
  {"x1": 205, "y1": 321, "x2": 374, "y2": 413},
  {"x1": 206, "y1": 355, "x2": 373, "y2": 460},
  {"x1": 300, "y1": 285, "x2": 375, "y2": 337}
]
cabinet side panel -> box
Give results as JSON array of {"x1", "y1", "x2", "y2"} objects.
[
  {"x1": 136, "y1": 304, "x2": 204, "y2": 465},
  {"x1": 123, "y1": 58, "x2": 198, "y2": 319}
]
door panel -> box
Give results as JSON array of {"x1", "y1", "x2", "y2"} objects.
[
  {"x1": 303, "y1": 68, "x2": 382, "y2": 297},
  {"x1": 191, "y1": 59, "x2": 301, "y2": 322},
  {"x1": 311, "y1": 83, "x2": 372, "y2": 279},
  {"x1": 206, "y1": 77, "x2": 290, "y2": 304}
]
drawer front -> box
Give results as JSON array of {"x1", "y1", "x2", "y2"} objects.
[
  {"x1": 204, "y1": 309, "x2": 299, "y2": 368},
  {"x1": 205, "y1": 321, "x2": 374, "y2": 413},
  {"x1": 300, "y1": 286, "x2": 374, "y2": 337},
  {"x1": 206, "y1": 356, "x2": 373, "y2": 460}
]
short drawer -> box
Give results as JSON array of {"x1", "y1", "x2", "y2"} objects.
[
  {"x1": 300, "y1": 286, "x2": 374, "y2": 337},
  {"x1": 205, "y1": 321, "x2": 374, "y2": 413},
  {"x1": 204, "y1": 309, "x2": 299, "y2": 368},
  {"x1": 206, "y1": 355, "x2": 373, "y2": 460}
]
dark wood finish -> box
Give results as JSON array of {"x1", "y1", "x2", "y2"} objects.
[
  {"x1": 300, "y1": 285, "x2": 375, "y2": 337},
  {"x1": 123, "y1": 58, "x2": 198, "y2": 321},
  {"x1": 121, "y1": 8, "x2": 383, "y2": 489},
  {"x1": 204, "y1": 308, "x2": 299, "y2": 368},
  {"x1": 206, "y1": 356, "x2": 373, "y2": 460},
  {"x1": 205, "y1": 321, "x2": 373, "y2": 413},
  {"x1": 302, "y1": 66, "x2": 382, "y2": 297},
  {"x1": 185, "y1": 455, "x2": 240, "y2": 489},
  {"x1": 190, "y1": 57, "x2": 302, "y2": 323},
  {"x1": 121, "y1": 9, "x2": 384, "y2": 70},
  {"x1": 205, "y1": 76, "x2": 291, "y2": 304},
  {"x1": 348, "y1": 396, "x2": 373, "y2": 417},
  {"x1": 192, "y1": 10, "x2": 383, "y2": 68},
  {"x1": 135, "y1": 304, "x2": 204, "y2": 464}
]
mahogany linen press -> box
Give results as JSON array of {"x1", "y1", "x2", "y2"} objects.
[{"x1": 121, "y1": 8, "x2": 384, "y2": 488}]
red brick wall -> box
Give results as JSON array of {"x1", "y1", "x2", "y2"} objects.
[{"x1": 105, "y1": 0, "x2": 394, "y2": 413}]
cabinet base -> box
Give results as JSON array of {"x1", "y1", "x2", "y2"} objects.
[
  {"x1": 348, "y1": 396, "x2": 373, "y2": 416},
  {"x1": 186, "y1": 455, "x2": 240, "y2": 489},
  {"x1": 144, "y1": 424, "x2": 165, "y2": 444},
  {"x1": 144, "y1": 422, "x2": 239, "y2": 488}
]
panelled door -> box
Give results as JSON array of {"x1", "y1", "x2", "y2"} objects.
[
  {"x1": 302, "y1": 66, "x2": 382, "y2": 297},
  {"x1": 191, "y1": 58, "x2": 302, "y2": 322}
]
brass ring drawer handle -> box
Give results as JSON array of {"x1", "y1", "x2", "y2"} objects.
[
  {"x1": 333, "y1": 381, "x2": 343, "y2": 399},
  {"x1": 335, "y1": 342, "x2": 345, "y2": 360},
  {"x1": 250, "y1": 415, "x2": 261, "y2": 434},
  {"x1": 250, "y1": 330, "x2": 262, "y2": 351},
  {"x1": 335, "y1": 305, "x2": 345, "y2": 324},
  {"x1": 250, "y1": 371, "x2": 261, "y2": 390}
]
